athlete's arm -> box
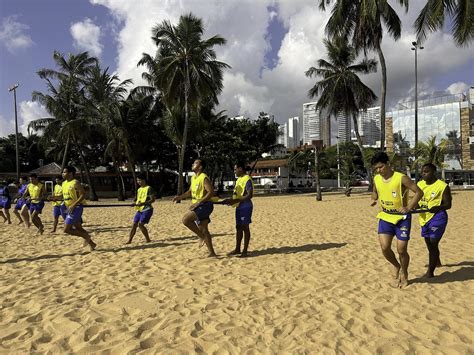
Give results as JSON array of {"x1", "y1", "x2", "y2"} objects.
[
  {"x1": 22, "y1": 184, "x2": 30, "y2": 200},
  {"x1": 240, "y1": 180, "x2": 253, "y2": 202},
  {"x1": 430, "y1": 186, "x2": 452, "y2": 213},
  {"x1": 370, "y1": 180, "x2": 378, "y2": 206},
  {"x1": 173, "y1": 188, "x2": 191, "y2": 202},
  {"x1": 400, "y1": 175, "x2": 423, "y2": 212},
  {"x1": 200, "y1": 177, "x2": 214, "y2": 203},
  {"x1": 71, "y1": 181, "x2": 86, "y2": 208}
]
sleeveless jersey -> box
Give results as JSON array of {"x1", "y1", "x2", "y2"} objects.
[
  {"x1": 135, "y1": 185, "x2": 153, "y2": 211},
  {"x1": 232, "y1": 175, "x2": 253, "y2": 208},
  {"x1": 374, "y1": 171, "x2": 406, "y2": 224},
  {"x1": 53, "y1": 184, "x2": 63, "y2": 207},
  {"x1": 62, "y1": 179, "x2": 84, "y2": 207},
  {"x1": 191, "y1": 173, "x2": 218, "y2": 203},
  {"x1": 27, "y1": 183, "x2": 44, "y2": 203},
  {"x1": 417, "y1": 179, "x2": 448, "y2": 226}
]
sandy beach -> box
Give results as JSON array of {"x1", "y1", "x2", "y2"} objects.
[{"x1": 1, "y1": 191, "x2": 473, "y2": 353}]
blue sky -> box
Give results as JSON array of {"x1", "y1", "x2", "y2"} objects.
[{"x1": 1, "y1": 0, "x2": 473, "y2": 138}]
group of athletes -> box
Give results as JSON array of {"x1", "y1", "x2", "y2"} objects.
[{"x1": 1, "y1": 152, "x2": 451, "y2": 286}]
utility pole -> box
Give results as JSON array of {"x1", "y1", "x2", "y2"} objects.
[
  {"x1": 411, "y1": 41, "x2": 423, "y2": 181},
  {"x1": 8, "y1": 83, "x2": 20, "y2": 181}
]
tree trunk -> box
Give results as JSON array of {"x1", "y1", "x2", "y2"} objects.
[
  {"x1": 77, "y1": 146, "x2": 98, "y2": 201},
  {"x1": 176, "y1": 144, "x2": 183, "y2": 201},
  {"x1": 177, "y1": 60, "x2": 191, "y2": 196},
  {"x1": 124, "y1": 145, "x2": 137, "y2": 192},
  {"x1": 60, "y1": 136, "x2": 70, "y2": 171},
  {"x1": 377, "y1": 44, "x2": 387, "y2": 152},
  {"x1": 314, "y1": 148, "x2": 322, "y2": 201},
  {"x1": 352, "y1": 113, "x2": 373, "y2": 192},
  {"x1": 114, "y1": 160, "x2": 125, "y2": 201}
]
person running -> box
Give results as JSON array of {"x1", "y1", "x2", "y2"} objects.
[
  {"x1": 127, "y1": 173, "x2": 155, "y2": 244},
  {"x1": 417, "y1": 163, "x2": 452, "y2": 278},
  {"x1": 0, "y1": 180, "x2": 12, "y2": 224},
  {"x1": 50, "y1": 166, "x2": 96, "y2": 250},
  {"x1": 224, "y1": 162, "x2": 254, "y2": 257},
  {"x1": 13, "y1": 176, "x2": 30, "y2": 227},
  {"x1": 23, "y1": 174, "x2": 46, "y2": 234},
  {"x1": 370, "y1": 152, "x2": 423, "y2": 288},
  {"x1": 51, "y1": 175, "x2": 65, "y2": 232},
  {"x1": 172, "y1": 159, "x2": 217, "y2": 257}
]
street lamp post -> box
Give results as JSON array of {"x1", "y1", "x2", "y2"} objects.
[
  {"x1": 411, "y1": 41, "x2": 423, "y2": 181},
  {"x1": 8, "y1": 83, "x2": 20, "y2": 181},
  {"x1": 336, "y1": 136, "x2": 340, "y2": 188}
]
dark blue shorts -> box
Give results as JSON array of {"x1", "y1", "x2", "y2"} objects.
[
  {"x1": 65, "y1": 205, "x2": 83, "y2": 225},
  {"x1": 0, "y1": 198, "x2": 11, "y2": 209},
  {"x1": 194, "y1": 201, "x2": 214, "y2": 224},
  {"x1": 378, "y1": 215, "x2": 412, "y2": 241},
  {"x1": 53, "y1": 205, "x2": 65, "y2": 218},
  {"x1": 133, "y1": 209, "x2": 153, "y2": 224},
  {"x1": 15, "y1": 199, "x2": 29, "y2": 210},
  {"x1": 29, "y1": 201, "x2": 45, "y2": 214},
  {"x1": 421, "y1": 212, "x2": 448, "y2": 239},
  {"x1": 236, "y1": 204, "x2": 253, "y2": 225}
]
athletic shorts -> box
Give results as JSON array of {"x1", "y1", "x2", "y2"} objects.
[
  {"x1": 29, "y1": 201, "x2": 45, "y2": 214},
  {"x1": 378, "y1": 215, "x2": 412, "y2": 241},
  {"x1": 15, "y1": 199, "x2": 28, "y2": 210},
  {"x1": 0, "y1": 198, "x2": 11, "y2": 209},
  {"x1": 53, "y1": 205, "x2": 65, "y2": 219},
  {"x1": 236, "y1": 204, "x2": 253, "y2": 225},
  {"x1": 64, "y1": 205, "x2": 84, "y2": 225},
  {"x1": 194, "y1": 201, "x2": 214, "y2": 224},
  {"x1": 133, "y1": 209, "x2": 153, "y2": 224},
  {"x1": 421, "y1": 211, "x2": 448, "y2": 239}
]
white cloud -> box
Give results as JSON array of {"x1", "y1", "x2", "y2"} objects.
[
  {"x1": 19, "y1": 101, "x2": 49, "y2": 135},
  {"x1": 70, "y1": 18, "x2": 103, "y2": 57},
  {"x1": 90, "y1": 0, "x2": 474, "y2": 127},
  {"x1": 446, "y1": 82, "x2": 470, "y2": 95},
  {"x1": 0, "y1": 16, "x2": 34, "y2": 53},
  {"x1": 0, "y1": 113, "x2": 15, "y2": 138}
]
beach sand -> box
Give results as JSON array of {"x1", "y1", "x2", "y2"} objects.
[{"x1": 1, "y1": 191, "x2": 473, "y2": 353}]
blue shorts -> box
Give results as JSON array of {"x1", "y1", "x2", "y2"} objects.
[
  {"x1": 236, "y1": 204, "x2": 253, "y2": 225},
  {"x1": 64, "y1": 205, "x2": 84, "y2": 225},
  {"x1": 15, "y1": 199, "x2": 29, "y2": 210},
  {"x1": 421, "y1": 211, "x2": 448, "y2": 239},
  {"x1": 133, "y1": 209, "x2": 153, "y2": 224},
  {"x1": 53, "y1": 205, "x2": 65, "y2": 218},
  {"x1": 0, "y1": 198, "x2": 11, "y2": 209},
  {"x1": 378, "y1": 215, "x2": 412, "y2": 241},
  {"x1": 194, "y1": 201, "x2": 214, "y2": 224},
  {"x1": 29, "y1": 201, "x2": 45, "y2": 214}
]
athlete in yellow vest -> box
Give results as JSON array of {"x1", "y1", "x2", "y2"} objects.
[
  {"x1": 50, "y1": 166, "x2": 96, "y2": 250},
  {"x1": 224, "y1": 162, "x2": 254, "y2": 257},
  {"x1": 370, "y1": 152, "x2": 422, "y2": 288},
  {"x1": 417, "y1": 163, "x2": 452, "y2": 278},
  {"x1": 127, "y1": 173, "x2": 155, "y2": 244},
  {"x1": 51, "y1": 175, "x2": 65, "y2": 233},
  {"x1": 23, "y1": 173, "x2": 46, "y2": 234},
  {"x1": 173, "y1": 159, "x2": 217, "y2": 257}
]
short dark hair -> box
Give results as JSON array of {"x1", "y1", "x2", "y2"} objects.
[
  {"x1": 235, "y1": 161, "x2": 248, "y2": 171},
  {"x1": 196, "y1": 159, "x2": 206, "y2": 170},
  {"x1": 30, "y1": 173, "x2": 38, "y2": 178},
  {"x1": 21, "y1": 176, "x2": 28, "y2": 180},
  {"x1": 64, "y1": 166, "x2": 76, "y2": 175},
  {"x1": 371, "y1": 152, "x2": 389, "y2": 165},
  {"x1": 137, "y1": 173, "x2": 147, "y2": 181},
  {"x1": 422, "y1": 163, "x2": 437, "y2": 172},
  {"x1": 55, "y1": 175, "x2": 63, "y2": 180}
]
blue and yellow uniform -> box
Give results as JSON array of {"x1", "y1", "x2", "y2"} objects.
[
  {"x1": 133, "y1": 185, "x2": 155, "y2": 224},
  {"x1": 27, "y1": 182, "x2": 45, "y2": 213},
  {"x1": 52, "y1": 183, "x2": 65, "y2": 219},
  {"x1": 374, "y1": 172, "x2": 411, "y2": 241},
  {"x1": 232, "y1": 175, "x2": 254, "y2": 225},
  {"x1": 15, "y1": 183, "x2": 29, "y2": 210},
  {"x1": 417, "y1": 179, "x2": 448, "y2": 239},
  {"x1": 191, "y1": 173, "x2": 216, "y2": 223},
  {"x1": 62, "y1": 179, "x2": 84, "y2": 225},
  {"x1": 0, "y1": 185, "x2": 11, "y2": 209}
]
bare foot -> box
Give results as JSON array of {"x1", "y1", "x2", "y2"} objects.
[
  {"x1": 422, "y1": 271, "x2": 434, "y2": 279},
  {"x1": 239, "y1": 252, "x2": 248, "y2": 258},
  {"x1": 51, "y1": 229, "x2": 56, "y2": 233},
  {"x1": 399, "y1": 273, "x2": 409, "y2": 288},
  {"x1": 207, "y1": 252, "x2": 217, "y2": 258},
  {"x1": 389, "y1": 266, "x2": 401, "y2": 288},
  {"x1": 125, "y1": 241, "x2": 132, "y2": 245},
  {"x1": 227, "y1": 250, "x2": 241, "y2": 256},
  {"x1": 89, "y1": 241, "x2": 97, "y2": 251},
  {"x1": 437, "y1": 260, "x2": 442, "y2": 267},
  {"x1": 39, "y1": 228, "x2": 44, "y2": 235},
  {"x1": 198, "y1": 237, "x2": 205, "y2": 248},
  {"x1": 145, "y1": 238, "x2": 151, "y2": 243}
]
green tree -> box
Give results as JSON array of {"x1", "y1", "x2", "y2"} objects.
[
  {"x1": 415, "y1": 0, "x2": 473, "y2": 47},
  {"x1": 318, "y1": 0, "x2": 409, "y2": 151},
  {"x1": 413, "y1": 136, "x2": 448, "y2": 169},
  {"x1": 138, "y1": 13, "x2": 230, "y2": 194}
]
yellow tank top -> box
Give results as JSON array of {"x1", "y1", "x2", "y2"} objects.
[
  {"x1": 417, "y1": 179, "x2": 447, "y2": 226},
  {"x1": 62, "y1": 179, "x2": 83, "y2": 207},
  {"x1": 191, "y1": 173, "x2": 218, "y2": 203},
  {"x1": 374, "y1": 171, "x2": 406, "y2": 224},
  {"x1": 53, "y1": 184, "x2": 63, "y2": 207},
  {"x1": 135, "y1": 185, "x2": 152, "y2": 211},
  {"x1": 232, "y1": 175, "x2": 253, "y2": 208},
  {"x1": 27, "y1": 183, "x2": 44, "y2": 203}
]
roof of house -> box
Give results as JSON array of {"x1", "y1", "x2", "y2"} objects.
[
  {"x1": 29, "y1": 162, "x2": 62, "y2": 175},
  {"x1": 253, "y1": 159, "x2": 288, "y2": 169}
]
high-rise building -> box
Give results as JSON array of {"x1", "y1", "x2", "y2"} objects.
[
  {"x1": 288, "y1": 117, "x2": 299, "y2": 148},
  {"x1": 337, "y1": 111, "x2": 351, "y2": 143},
  {"x1": 303, "y1": 103, "x2": 320, "y2": 145},
  {"x1": 277, "y1": 123, "x2": 288, "y2": 147},
  {"x1": 354, "y1": 107, "x2": 381, "y2": 147}
]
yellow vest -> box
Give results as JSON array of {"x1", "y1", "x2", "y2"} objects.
[
  {"x1": 62, "y1": 179, "x2": 83, "y2": 207},
  {"x1": 374, "y1": 171, "x2": 406, "y2": 224},
  {"x1": 232, "y1": 175, "x2": 253, "y2": 208},
  {"x1": 53, "y1": 184, "x2": 63, "y2": 207},
  {"x1": 417, "y1": 179, "x2": 447, "y2": 226},
  {"x1": 191, "y1": 173, "x2": 218, "y2": 203},
  {"x1": 27, "y1": 182, "x2": 44, "y2": 203},
  {"x1": 135, "y1": 185, "x2": 152, "y2": 211}
]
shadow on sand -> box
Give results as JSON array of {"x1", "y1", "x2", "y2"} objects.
[
  {"x1": 166, "y1": 233, "x2": 233, "y2": 242},
  {"x1": 411, "y1": 264, "x2": 474, "y2": 285},
  {"x1": 0, "y1": 240, "x2": 190, "y2": 265},
  {"x1": 248, "y1": 242, "x2": 347, "y2": 257}
]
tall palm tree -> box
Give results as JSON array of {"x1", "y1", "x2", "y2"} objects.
[
  {"x1": 413, "y1": 136, "x2": 448, "y2": 170},
  {"x1": 319, "y1": 0, "x2": 409, "y2": 151},
  {"x1": 306, "y1": 36, "x2": 378, "y2": 191},
  {"x1": 415, "y1": 0, "x2": 473, "y2": 47},
  {"x1": 138, "y1": 13, "x2": 230, "y2": 194}
]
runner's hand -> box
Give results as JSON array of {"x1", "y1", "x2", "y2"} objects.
[
  {"x1": 189, "y1": 202, "x2": 200, "y2": 211},
  {"x1": 370, "y1": 200, "x2": 377, "y2": 207},
  {"x1": 398, "y1": 206, "x2": 409, "y2": 214}
]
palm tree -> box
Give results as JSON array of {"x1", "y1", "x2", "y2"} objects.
[
  {"x1": 318, "y1": 0, "x2": 409, "y2": 151},
  {"x1": 415, "y1": 0, "x2": 473, "y2": 47},
  {"x1": 413, "y1": 136, "x2": 448, "y2": 170},
  {"x1": 305, "y1": 36, "x2": 378, "y2": 192},
  {"x1": 138, "y1": 13, "x2": 230, "y2": 194}
]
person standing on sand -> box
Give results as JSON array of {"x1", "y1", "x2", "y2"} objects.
[
  {"x1": 13, "y1": 176, "x2": 30, "y2": 227},
  {"x1": 172, "y1": 159, "x2": 217, "y2": 258},
  {"x1": 417, "y1": 163, "x2": 452, "y2": 278},
  {"x1": 0, "y1": 180, "x2": 12, "y2": 224},
  {"x1": 127, "y1": 173, "x2": 155, "y2": 244},
  {"x1": 370, "y1": 152, "x2": 422, "y2": 288},
  {"x1": 49, "y1": 166, "x2": 96, "y2": 250},
  {"x1": 23, "y1": 174, "x2": 46, "y2": 234},
  {"x1": 51, "y1": 175, "x2": 65, "y2": 233},
  {"x1": 224, "y1": 162, "x2": 254, "y2": 258}
]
